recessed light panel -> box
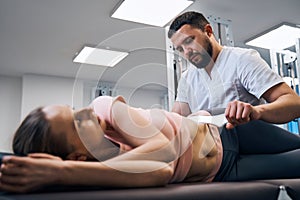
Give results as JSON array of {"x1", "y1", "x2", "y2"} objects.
[
  {"x1": 73, "y1": 46, "x2": 128, "y2": 67},
  {"x1": 246, "y1": 24, "x2": 300, "y2": 50},
  {"x1": 111, "y1": 0, "x2": 194, "y2": 27}
]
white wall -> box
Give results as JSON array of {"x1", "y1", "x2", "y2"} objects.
[
  {"x1": 0, "y1": 75, "x2": 22, "y2": 152},
  {"x1": 117, "y1": 87, "x2": 167, "y2": 110},
  {"x1": 0, "y1": 74, "x2": 83, "y2": 152},
  {"x1": 21, "y1": 74, "x2": 83, "y2": 119},
  {"x1": 83, "y1": 81, "x2": 168, "y2": 109}
]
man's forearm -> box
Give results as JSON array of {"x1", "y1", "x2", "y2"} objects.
[{"x1": 256, "y1": 94, "x2": 300, "y2": 124}]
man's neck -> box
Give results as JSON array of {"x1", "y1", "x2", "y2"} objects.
[{"x1": 205, "y1": 44, "x2": 223, "y2": 77}]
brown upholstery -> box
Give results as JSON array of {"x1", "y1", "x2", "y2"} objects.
[{"x1": 0, "y1": 181, "x2": 291, "y2": 200}]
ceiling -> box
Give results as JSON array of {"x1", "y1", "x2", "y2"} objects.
[{"x1": 0, "y1": 0, "x2": 299, "y2": 88}]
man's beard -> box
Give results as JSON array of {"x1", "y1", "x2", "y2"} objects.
[{"x1": 189, "y1": 38, "x2": 213, "y2": 69}]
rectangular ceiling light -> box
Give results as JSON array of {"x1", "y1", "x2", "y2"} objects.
[
  {"x1": 73, "y1": 46, "x2": 128, "y2": 67},
  {"x1": 246, "y1": 23, "x2": 300, "y2": 50},
  {"x1": 111, "y1": 0, "x2": 194, "y2": 27}
]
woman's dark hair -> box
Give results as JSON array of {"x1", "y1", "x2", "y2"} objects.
[
  {"x1": 168, "y1": 11, "x2": 210, "y2": 38},
  {"x1": 13, "y1": 107, "x2": 69, "y2": 159}
]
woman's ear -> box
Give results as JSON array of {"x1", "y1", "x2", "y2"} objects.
[{"x1": 66, "y1": 152, "x2": 88, "y2": 161}]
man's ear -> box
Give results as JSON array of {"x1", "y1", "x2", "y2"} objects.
[
  {"x1": 204, "y1": 24, "x2": 213, "y2": 37},
  {"x1": 66, "y1": 152, "x2": 88, "y2": 161}
]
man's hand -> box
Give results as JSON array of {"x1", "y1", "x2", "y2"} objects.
[{"x1": 225, "y1": 100, "x2": 260, "y2": 129}]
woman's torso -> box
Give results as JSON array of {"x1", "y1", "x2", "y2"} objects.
[
  {"x1": 184, "y1": 122, "x2": 222, "y2": 182},
  {"x1": 91, "y1": 96, "x2": 222, "y2": 183},
  {"x1": 122, "y1": 108, "x2": 223, "y2": 183}
]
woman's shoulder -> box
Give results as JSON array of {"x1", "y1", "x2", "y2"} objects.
[
  {"x1": 92, "y1": 95, "x2": 125, "y2": 102},
  {"x1": 90, "y1": 95, "x2": 127, "y2": 123}
]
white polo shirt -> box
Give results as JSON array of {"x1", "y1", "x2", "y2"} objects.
[{"x1": 176, "y1": 46, "x2": 284, "y2": 113}]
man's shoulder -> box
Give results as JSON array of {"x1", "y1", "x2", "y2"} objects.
[
  {"x1": 221, "y1": 46, "x2": 261, "y2": 65},
  {"x1": 223, "y1": 46, "x2": 256, "y2": 56}
]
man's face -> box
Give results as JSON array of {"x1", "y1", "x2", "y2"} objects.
[{"x1": 170, "y1": 24, "x2": 213, "y2": 69}]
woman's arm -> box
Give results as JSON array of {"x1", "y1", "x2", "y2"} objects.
[
  {"x1": 62, "y1": 160, "x2": 173, "y2": 187},
  {"x1": 172, "y1": 101, "x2": 191, "y2": 117},
  {"x1": 0, "y1": 155, "x2": 173, "y2": 193},
  {"x1": 108, "y1": 101, "x2": 178, "y2": 163}
]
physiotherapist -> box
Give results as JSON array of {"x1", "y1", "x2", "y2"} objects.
[{"x1": 168, "y1": 11, "x2": 300, "y2": 129}]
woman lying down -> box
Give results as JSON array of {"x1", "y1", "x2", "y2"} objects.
[{"x1": 1, "y1": 95, "x2": 300, "y2": 193}]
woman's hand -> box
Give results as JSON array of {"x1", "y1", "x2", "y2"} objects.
[
  {"x1": 0, "y1": 155, "x2": 63, "y2": 193},
  {"x1": 225, "y1": 100, "x2": 260, "y2": 129},
  {"x1": 27, "y1": 153, "x2": 63, "y2": 160}
]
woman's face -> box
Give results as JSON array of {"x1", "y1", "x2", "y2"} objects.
[{"x1": 42, "y1": 105, "x2": 104, "y2": 161}]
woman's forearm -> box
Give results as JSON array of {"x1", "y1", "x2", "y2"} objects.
[
  {"x1": 59, "y1": 160, "x2": 173, "y2": 187},
  {"x1": 0, "y1": 156, "x2": 173, "y2": 193}
]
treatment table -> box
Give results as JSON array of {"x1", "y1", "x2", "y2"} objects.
[{"x1": 0, "y1": 151, "x2": 299, "y2": 200}]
